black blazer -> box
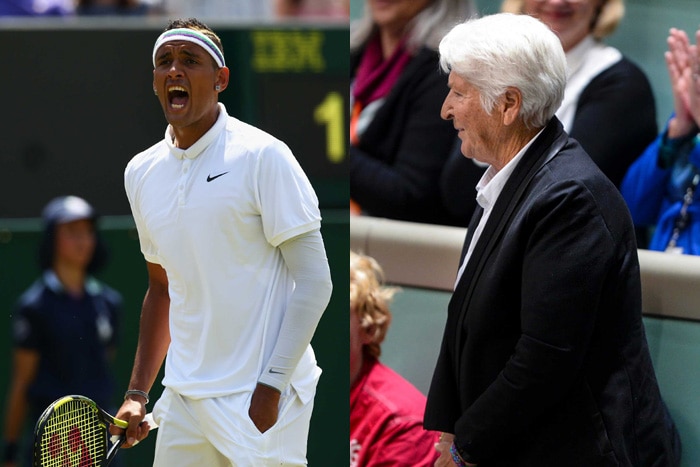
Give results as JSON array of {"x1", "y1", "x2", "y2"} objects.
[
  {"x1": 350, "y1": 46, "x2": 458, "y2": 225},
  {"x1": 425, "y1": 118, "x2": 678, "y2": 466}
]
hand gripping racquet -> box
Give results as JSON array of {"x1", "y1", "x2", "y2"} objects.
[{"x1": 33, "y1": 395, "x2": 156, "y2": 467}]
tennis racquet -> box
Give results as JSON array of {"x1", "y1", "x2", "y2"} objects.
[{"x1": 33, "y1": 394, "x2": 156, "y2": 467}]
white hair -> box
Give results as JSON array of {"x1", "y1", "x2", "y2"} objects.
[
  {"x1": 439, "y1": 13, "x2": 566, "y2": 128},
  {"x1": 350, "y1": 0, "x2": 478, "y2": 52}
]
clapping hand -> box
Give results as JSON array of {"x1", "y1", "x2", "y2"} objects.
[{"x1": 665, "y1": 28, "x2": 700, "y2": 138}]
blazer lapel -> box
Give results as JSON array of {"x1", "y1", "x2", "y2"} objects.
[
  {"x1": 447, "y1": 205, "x2": 484, "y2": 326},
  {"x1": 459, "y1": 205, "x2": 484, "y2": 266}
]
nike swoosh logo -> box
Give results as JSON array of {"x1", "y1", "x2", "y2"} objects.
[
  {"x1": 268, "y1": 368, "x2": 285, "y2": 375},
  {"x1": 206, "y1": 171, "x2": 229, "y2": 182}
]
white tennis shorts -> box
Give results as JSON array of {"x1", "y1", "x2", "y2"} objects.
[{"x1": 151, "y1": 385, "x2": 314, "y2": 467}]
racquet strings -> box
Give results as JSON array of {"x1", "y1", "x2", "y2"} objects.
[{"x1": 38, "y1": 398, "x2": 106, "y2": 467}]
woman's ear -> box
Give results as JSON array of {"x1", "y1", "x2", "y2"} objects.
[{"x1": 502, "y1": 87, "x2": 522, "y2": 126}]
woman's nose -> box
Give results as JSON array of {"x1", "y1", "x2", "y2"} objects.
[{"x1": 441, "y1": 99, "x2": 453, "y2": 121}]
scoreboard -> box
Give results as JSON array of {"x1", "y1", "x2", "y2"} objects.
[{"x1": 223, "y1": 26, "x2": 348, "y2": 207}]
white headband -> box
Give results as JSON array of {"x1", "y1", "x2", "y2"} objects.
[{"x1": 152, "y1": 28, "x2": 225, "y2": 68}]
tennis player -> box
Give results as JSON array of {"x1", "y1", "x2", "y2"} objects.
[{"x1": 111, "y1": 18, "x2": 333, "y2": 467}]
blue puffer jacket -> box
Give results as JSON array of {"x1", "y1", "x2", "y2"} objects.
[{"x1": 621, "y1": 117, "x2": 700, "y2": 255}]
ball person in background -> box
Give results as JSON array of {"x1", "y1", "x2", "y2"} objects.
[
  {"x1": 425, "y1": 13, "x2": 680, "y2": 467},
  {"x1": 3, "y1": 196, "x2": 121, "y2": 467},
  {"x1": 111, "y1": 18, "x2": 333, "y2": 467}
]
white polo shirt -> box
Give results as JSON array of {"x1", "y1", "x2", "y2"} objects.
[{"x1": 124, "y1": 104, "x2": 322, "y2": 400}]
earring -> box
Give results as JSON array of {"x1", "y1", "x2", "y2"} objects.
[
  {"x1": 153, "y1": 88, "x2": 158, "y2": 95},
  {"x1": 215, "y1": 85, "x2": 221, "y2": 91}
]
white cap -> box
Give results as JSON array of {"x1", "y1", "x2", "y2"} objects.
[{"x1": 42, "y1": 196, "x2": 96, "y2": 225}]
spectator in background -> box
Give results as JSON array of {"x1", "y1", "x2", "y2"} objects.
[
  {"x1": 350, "y1": 0, "x2": 477, "y2": 226},
  {"x1": 160, "y1": 0, "x2": 271, "y2": 19},
  {"x1": 0, "y1": 0, "x2": 72, "y2": 16},
  {"x1": 76, "y1": 0, "x2": 151, "y2": 15},
  {"x1": 274, "y1": 0, "x2": 348, "y2": 20},
  {"x1": 622, "y1": 27, "x2": 700, "y2": 254},
  {"x1": 350, "y1": 251, "x2": 438, "y2": 467},
  {"x1": 2, "y1": 196, "x2": 121, "y2": 467},
  {"x1": 500, "y1": 0, "x2": 657, "y2": 188}
]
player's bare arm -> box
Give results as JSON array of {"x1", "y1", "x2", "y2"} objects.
[{"x1": 111, "y1": 261, "x2": 170, "y2": 447}]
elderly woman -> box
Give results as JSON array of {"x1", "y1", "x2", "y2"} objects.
[
  {"x1": 424, "y1": 14, "x2": 680, "y2": 467},
  {"x1": 501, "y1": 0, "x2": 657, "y2": 188},
  {"x1": 350, "y1": 0, "x2": 477, "y2": 225},
  {"x1": 350, "y1": 251, "x2": 438, "y2": 467}
]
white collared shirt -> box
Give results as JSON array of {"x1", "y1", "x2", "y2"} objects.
[{"x1": 455, "y1": 129, "x2": 544, "y2": 288}]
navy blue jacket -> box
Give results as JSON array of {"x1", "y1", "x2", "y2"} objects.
[{"x1": 12, "y1": 272, "x2": 121, "y2": 411}]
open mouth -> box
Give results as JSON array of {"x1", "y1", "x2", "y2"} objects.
[{"x1": 168, "y1": 86, "x2": 189, "y2": 109}]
